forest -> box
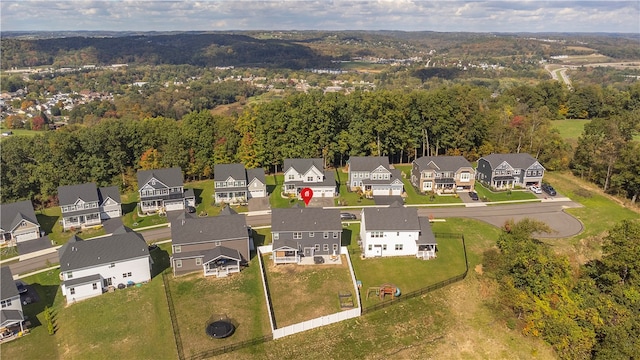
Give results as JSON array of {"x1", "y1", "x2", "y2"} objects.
[{"x1": 1, "y1": 81, "x2": 639, "y2": 205}]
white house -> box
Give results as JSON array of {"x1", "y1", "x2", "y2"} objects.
[
  {"x1": 283, "y1": 158, "x2": 336, "y2": 198},
  {"x1": 0, "y1": 266, "x2": 25, "y2": 335},
  {"x1": 360, "y1": 204, "x2": 437, "y2": 259},
  {"x1": 347, "y1": 156, "x2": 404, "y2": 196},
  {"x1": 136, "y1": 167, "x2": 195, "y2": 213},
  {"x1": 213, "y1": 164, "x2": 267, "y2": 204},
  {"x1": 58, "y1": 228, "x2": 152, "y2": 303}
]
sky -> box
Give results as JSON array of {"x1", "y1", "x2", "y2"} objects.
[{"x1": 1, "y1": 1, "x2": 639, "y2": 33}]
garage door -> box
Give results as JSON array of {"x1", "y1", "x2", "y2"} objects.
[
  {"x1": 250, "y1": 189, "x2": 265, "y2": 198},
  {"x1": 390, "y1": 187, "x2": 403, "y2": 196},
  {"x1": 101, "y1": 209, "x2": 121, "y2": 220},
  {"x1": 165, "y1": 201, "x2": 184, "y2": 211},
  {"x1": 372, "y1": 187, "x2": 388, "y2": 196},
  {"x1": 15, "y1": 230, "x2": 38, "y2": 242}
]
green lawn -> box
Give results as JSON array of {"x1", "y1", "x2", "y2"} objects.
[
  {"x1": 551, "y1": 119, "x2": 590, "y2": 142},
  {"x1": 393, "y1": 165, "x2": 465, "y2": 205},
  {"x1": 35, "y1": 207, "x2": 106, "y2": 246},
  {"x1": 267, "y1": 175, "x2": 305, "y2": 208},
  {"x1": 474, "y1": 182, "x2": 538, "y2": 202}
]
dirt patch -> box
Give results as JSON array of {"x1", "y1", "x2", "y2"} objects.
[{"x1": 474, "y1": 264, "x2": 483, "y2": 275}]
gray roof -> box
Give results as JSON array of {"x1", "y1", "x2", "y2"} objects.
[
  {"x1": 171, "y1": 215, "x2": 248, "y2": 245},
  {"x1": 285, "y1": 170, "x2": 336, "y2": 188},
  {"x1": 0, "y1": 200, "x2": 39, "y2": 232},
  {"x1": 58, "y1": 183, "x2": 99, "y2": 206},
  {"x1": 0, "y1": 266, "x2": 19, "y2": 300},
  {"x1": 362, "y1": 207, "x2": 420, "y2": 231},
  {"x1": 361, "y1": 169, "x2": 403, "y2": 186},
  {"x1": 1, "y1": 309, "x2": 24, "y2": 325},
  {"x1": 271, "y1": 208, "x2": 341, "y2": 232},
  {"x1": 283, "y1": 158, "x2": 324, "y2": 174},
  {"x1": 136, "y1": 167, "x2": 184, "y2": 188},
  {"x1": 417, "y1": 218, "x2": 437, "y2": 245},
  {"x1": 184, "y1": 188, "x2": 195, "y2": 199},
  {"x1": 202, "y1": 246, "x2": 241, "y2": 263},
  {"x1": 63, "y1": 273, "x2": 102, "y2": 288},
  {"x1": 348, "y1": 156, "x2": 391, "y2": 172},
  {"x1": 98, "y1": 186, "x2": 121, "y2": 205},
  {"x1": 219, "y1": 205, "x2": 238, "y2": 216},
  {"x1": 112, "y1": 225, "x2": 134, "y2": 235},
  {"x1": 58, "y1": 232, "x2": 149, "y2": 272},
  {"x1": 480, "y1": 153, "x2": 542, "y2": 170},
  {"x1": 247, "y1": 168, "x2": 266, "y2": 185},
  {"x1": 214, "y1": 163, "x2": 247, "y2": 182},
  {"x1": 413, "y1": 156, "x2": 473, "y2": 172}
]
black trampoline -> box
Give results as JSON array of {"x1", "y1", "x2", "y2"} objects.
[{"x1": 206, "y1": 320, "x2": 235, "y2": 339}]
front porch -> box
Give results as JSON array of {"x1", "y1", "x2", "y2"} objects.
[
  {"x1": 204, "y1": 263, "x2": 241, "y2": 277},
  {"x1": 62, "y1": 213, "x2": 101, "y2": 231}
]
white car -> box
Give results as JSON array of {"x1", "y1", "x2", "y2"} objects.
[{"x1": 529, "y1": 185, "x2": 542, "y2": 194}]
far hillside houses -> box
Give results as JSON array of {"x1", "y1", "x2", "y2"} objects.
[
  {"x1": 170, "y1": 208, "x2": 250, "y2": 277},
  {"x1": 360, "y1": 204, "x2": 437, "y2": 259},
  {"x1": 271, "y1": 208, "x2": 342, "y2": 264},
  {"x1": 58, "y1": 183, "x2": 122, "y2": 231},
  {"x1": 0, "y1": 200, "x2": 41, "y2": 246},
  {"x1": 411, "y1": 156, "x2": 475, "y2": 194},
  {"x1": 213, "y1": 163, "x2": 267, "y2": 204},
  {"x1": 347, "y1": 156, "x2": 404, "y2": 197},
  {"x1": 57, "y1": 227, "x2": 151, "y2": 303},
  {"x1": 137, "y1": 167, "x2": 195, "y2": 214},
  {"x1": 476, "y1": 153, "x2": 545, "y2": 190},
  {"x1": 283, "y1": 158, "x2": 337, "y2": 198}
]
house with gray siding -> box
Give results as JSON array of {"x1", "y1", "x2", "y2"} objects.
[
  {"x1": 214, "y1": 164, "x2": 267, "y2": 204},
  {"x1": 0, "y1": 200, "x2": 41, "y2": 246},
  {"x1": 58, "y1": 183, "x2": 123, "y2": 231},
  {"x1": 347, "y1": 156, "x2": 403, "y2": 197},
  {"x1": 137, "y1": 167, "x2": 195, "y2": 213},
  {"x1": 476, "y1": 153, "x2": 545, "y2": 190},
  {"x1": 0, "y1": 266, "x2": 25, "y2": 336}
]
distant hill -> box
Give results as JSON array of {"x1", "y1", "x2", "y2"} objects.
[{"x1": 0, "y1": 33, "x2": 334, "y2": 69}]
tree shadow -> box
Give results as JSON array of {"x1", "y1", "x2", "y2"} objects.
[
  {"x1": 122, "y1": 201, "x2": 137, "y2": 216},
  {"x1": 341, "y1": 228, "x2": 353, "y2": 247},
  {"x1": 191, "y1": 188, "x2": 204, "y2": 206},
  {"x1": 21, "y1": 283, "x2": 59, "y2": 330},
  {"x1": 36, "y1": 213, "x2": 59, "y2": 235}
]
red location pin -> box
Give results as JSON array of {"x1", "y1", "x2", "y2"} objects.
[{"x1": 301, "y1": 188, "x2": 314, "y2": 206}]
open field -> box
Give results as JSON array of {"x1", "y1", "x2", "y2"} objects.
[
  {"x1": 263, "y1": 254, "x2": 356, "y2": 327},
  {"x1": 551, "y1": 119, "x2": 589, "y2": 143}
]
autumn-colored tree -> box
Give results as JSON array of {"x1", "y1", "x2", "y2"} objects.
[
  {"x1": 31, "y1": 116, "x2": 45, "y2": 131},
  {"x1": 138, "y1": 148, "x2": 162, "y2": 170}
]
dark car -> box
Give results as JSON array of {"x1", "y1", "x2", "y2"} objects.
[
  {"x1": 469, "y1": 191, "x2": 479, "y2": 201},
  {"x1": 186, "y1": 206, "x2": 196, "y2": 213},
  {"x1": 340, "y1": 212, "x2": 357, "y2": 220},
  {"x1": 541, "y1": 183, "x2": 557, "y2": 196},
  {"x1": 15, "y1": 280, "x2": 28, "y2": 294}
]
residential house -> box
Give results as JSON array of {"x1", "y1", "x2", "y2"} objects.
[
  {"x1": 476, "y1": 153, "x2": 545, "y2": 190},
  {"x1": 171, "y1": 210, "x2": 250, "y2": 277},
  {"x1": 0, "y1": 200, "x2": 41, "y2": 246},
  {"x1": 214, "y1": 164, "x2": 267, "y2": 204},
  {"x1": 360, "y1": 204, "x2": 437, "y2": 259},
  {"x1": 136, "y1": 167, "x2": 195, "y2": 213},
  {"x1": 0, "y1": 266, "x2": 25, "y2": 336},
  {"x1": 58, "y1": 183, "x2": 123, "y2": 231},
  {"x1": 58, "y1": 228, "x2": 151, "y2": 303},
  {"x1": 271, "y1": 208, "x2": 342, "y2": 264},
  {"x1": 347, "y1": 156, "x2": 404, "y2": 196},
  {"x1": 411, "y1": 156, "x2": 475, "y2": 194},
  {"x1": 282, "y1": 158, "x2": 336, "y2": 198}
]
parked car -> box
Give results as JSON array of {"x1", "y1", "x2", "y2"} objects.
[
  {"x1": 541, "y1": 183, "x2": 557, "y2": 196},
  {"x1": 469, "y1": 191, "x2": 479, "y2": 201},
  {"x1": 186, "y1": 206, "x2": 196, "y2": 213},
  {"x1": 340, "y1": 212, "x2": 357, "y2": 220},
  {"x1": 15, "y1": 280, "x2": 27, "y2": 294},
  {"x1": 529, "y1": 185, "x2": 542, "y2": 194}
]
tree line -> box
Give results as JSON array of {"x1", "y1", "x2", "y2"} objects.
[{"x1": 1, "y1": 82, "x2": 639, "y2": 205}]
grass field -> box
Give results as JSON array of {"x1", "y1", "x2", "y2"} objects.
[
  {"x1": 551, "y1": 119, "x2": 589, "y2": 144},
  {"x1": 268, "y1": 175, "x2": 305, "y2": 208},
  {"x1": 474, "y1": 182, "x2": 539, "y2": 202},
  {"x1": 394, "y1": 164, "x2": 464, "y2": 205},
  {"x1": 263, "y1": 254, "x2": 356, "y2": 327}
]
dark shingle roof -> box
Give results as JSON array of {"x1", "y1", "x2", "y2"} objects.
[
  {"x1": 283, "y1": 158, "x2": 324, "y2": 174},
  {"x1": 112, "y1": 225, "x2": 134, "y2": 235},
  {"x1": 1, "y1": 309, "x2": 24, "y2": 324},
  {"x1": 348, "y1": 156, "x2": 391, "y2": 172},
  {"x1": 0, "y1": 266, "x2": 19, "y2": 300},
  {"x1": 271, "y1": 208, "x2": 341, "y2": 232},
  {"x1": 413, "y1": 156, "x2": 473, "y2": 172},
  {"x1": 362, "y1": 207, "x2": 420, "y2": 231},
  {"x1": 417, "y1": 218, "x2": 437, "y2": 245},
  {"x1": 285, "y1": 170, "x2": 336, "y2": 187},
  {"x1": 0, "y1": 200, "x2": 39, "y2": 232},
  {"x1": 58, "y1": 183, "x2": 99, "y2": 206},
  {"x1": 202, "y1": 246, "x2": 241, "y2": 263},
  {"x1": 97, "y1": 186, "x2": 121, "y2": 204},
  {"x1": 480, "y1": 153, "x2": 541, "y2": 170},
  {"x1": 219, "y1": 205, "x2": 238, "y2": 216},
  {"x1": 247, "y1": 168, "x2": 266, "y2": 185},
  {"x1": 136, "y1": 167, "x2": 184, "y2": 188},
  {"x1": 214, "y1": 163, "x2": 247, "y2": 182},
  {"x1": 58, "y1": 232, "x2": 149, "y2": 272},
  {"x1": 62, "y1": 273, "x2": 102, "y2": 288},
  {"x1": 171, "y1": 215, "x2": 248, "y2": 245}
]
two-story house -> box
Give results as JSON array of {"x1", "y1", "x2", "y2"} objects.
[
  {"x1": 58, "y1": 228, "x2": 151, "y2": 303},
  {"x1": 0, "y1": 200, "x2": 41, "y2": 246},
  {"x1": 171, "y1": 210, "x2": 250, "y2": 277},
  {"x1": 0, "y1": 266, "x2": 25, "y2": 336},
  {"x1": 58, "y1": 183, "x2": 122, "y2": 231},
  {"x1": 360, "y1": 204, "x2": 437, "y2": 259},
  {"x1": 282, "y1": 158, "x2": 336, "y2": 198},
  {"x1": 411, "y1": 156, "x2": 475, "y2": 194},
  {"x1": 213, "y1": 164, "x2": 267, "y2": 204},
  {"x1": 271, "y1": 208, "x2": 342, "y2": 264},
  {"x1": 136, "y1": 167, "x2": 195, "y2": 214},
  {"x1": 476, "y1": 153, "x2": 545, "y2": 190},
  {"x1": 347, "y1": 156, "x2": 404, "y2": 196}
]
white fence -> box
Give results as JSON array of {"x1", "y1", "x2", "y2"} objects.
[{"x1": 257, "y1": 245, "x2": 362, "y2": 340}]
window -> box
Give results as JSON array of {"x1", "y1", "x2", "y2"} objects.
[
  {"x1": 333, "y1": 232, "x2": 339, "y2": 238},
  {"x1": 368, "y1": 245, "x2": 372, "y2": 250},
  {"x1": 315, "y1": 244, "x2": 320, "y2": 252},
  {"x1": 67, "y1": 272, "x2": 73, "y2": 279},
  {"x1": 109, "y1": 263, "x2": 115, "y2": 268},
  {"x1": 288, "y1": 174, "x2": 294, "y2": 180},
  {"x1": 70, "y1": 288, "x2": 76, "y2": 295},
  {"x1": 174, "y1": 245, "x2": 181, "y2": 253},
  {"x1": 123, "y1": 272, "x2": 132, "y2": 278},
  {"x1": 273, "y1": 233, "x2": 279, "y2": 240},
  {"x1": 395, "y1": 244, "x2": 403, "y2": 251},
  {"x1": 175, "y1": 260, "x2": 182, "y2": 268},
  {"x1": 382, "y1": 245, "x2": 387, "y2": 251},
  {"x1": 93, "y1": 283, "x2": 98, "y2": 290},
  {"x1": 1, "y1": 299, "x2": 11, "y2": 308},
  {"x1": 460, "y1": 172, "x2": 471, "y2": 182},
  {"x1": 309, "y1": 232, "x2": 314, "y2": 237},
  {"x1": 323, "y1": 232, "x2": 329, "y2": 239},
  {"x1": 195, "y1": 258, "x2": 202, "y2": 265},
  {"x1": 293, "y1": 232, "x2": 302, "y2": 239},
  {"x1": 371, "y1": 231, "x2": 383, "y2": 238},
  {"x1": 333, "y1": 244, "x2": 339, "y2": 252},
  {"x1": 307, "y1": 176, "x2": 314, "y2": 182},
  {"x1": 323, "y1": 244, "x2": 329, "y2": 251}
]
